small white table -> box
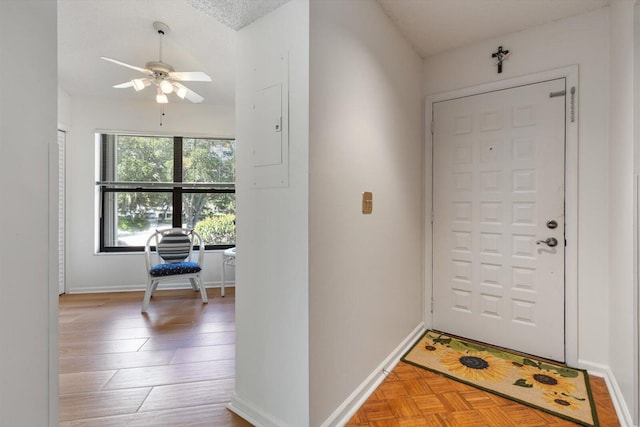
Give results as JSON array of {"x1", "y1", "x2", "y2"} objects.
[{"x1": 221, "y1": 247, "x2": 236, "y2": 297}]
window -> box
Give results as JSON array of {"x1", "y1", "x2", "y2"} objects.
[{"x1": 98, "y1": 134, "x2": 235, "y2": 252}]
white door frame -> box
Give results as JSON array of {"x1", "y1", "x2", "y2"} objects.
[
  {"x1": 57, "y1": 129, "x2": 66, "y2": 295},
  {"x1": 424, "y1": 65, "x2": 579, "y2": 366}
]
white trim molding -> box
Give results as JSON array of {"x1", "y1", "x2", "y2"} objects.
[
  {"x1": 580, "y1": 360, "x2": 636, "y2": 427},
  {"x1": 321, "y1": 323, "x2": 425, "y2": 427},
  {"x1": 66, "y1": 282, "x2": 233, "y2": 294},
  {"x1": 228, "y1": 395, "x2": 291, "y2": 427},
  {"x1": 227, "y1": 324, "x2": 425, "y2": 427}
]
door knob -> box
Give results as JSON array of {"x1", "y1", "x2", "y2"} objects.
[{"x1": 536, "y1": 237, "x2": 558, "y2": 247}]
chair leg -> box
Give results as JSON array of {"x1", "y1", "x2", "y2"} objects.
[
  {"x1": 221, "y1": 262, "x2": 226, "y2": 297},
  {"x1": 142, "y1": 279, "x2": 156, "y2": 313},
  {"x1": 189, "y1": 277, "x2": 199, "y2": 291},
  {"x1": 197, "y1": 277, "x2": 208, "y2": 304}
]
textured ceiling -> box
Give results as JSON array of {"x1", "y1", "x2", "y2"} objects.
[
  {"x1": 187, "y1": 0, "x2": 292, "y2": 30},
  {"x1": 377, "y1": 0, "x2": 610, "y2": 57}
]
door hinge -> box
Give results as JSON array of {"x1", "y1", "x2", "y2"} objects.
[
  {"x1": 430, "y1": 120, "x2": 434, "y2": 135},
  {"x1": 430, "y1": 299, "x2": 434, "y2": 313},
  {"x1": 570, "y1": 86, "x2": 576, "y2": 123}
]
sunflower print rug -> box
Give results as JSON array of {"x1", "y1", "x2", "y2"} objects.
[{"x1": 402, "y1": 330, "x2": 599, "y2": 426}]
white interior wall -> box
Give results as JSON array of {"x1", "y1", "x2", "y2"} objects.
[
  {"x1": 609, "y1": 2, "x2": 637, "y2": 424},
  {"x1": 231, "y1": 1, "x2": 310, "y2": 425},
  {"x1": 0, "y1": 1, "x2": 58, "y2": 425},
  {"x1": 65, "y1": 97, "x2": 235, "y2": 294},
  {"x1": 58, "y1": 87, "x2": 72, "y2": 130},
  {"x1": 308, "y1": 1, "x2": 424, "y2": 425},
  {"x1": 424, "y1": 6, "x2": 640, "y2": 425},
  {"x1": 634, "y1": 3, "x2": 640, "y2": 424}
]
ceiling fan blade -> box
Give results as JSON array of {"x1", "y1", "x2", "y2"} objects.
[
  {"x1": 100, "y1": 56, "x2": 151, "y2": 75},
  {"x1": 174, "y1": 82, "x2": 204, "y2": 103},
  {"x1": 183, "y1": 88, "x2": 205, "y2": 104},
  {"x1": 112, "y1": 81, "x2": 134, "y2": 89},
  {"x1": 113, "y1": 78, "x2": 151, "y2": 90},
  {"x1": 169, "y1": 71, "x2": 212, "y2": 82}
]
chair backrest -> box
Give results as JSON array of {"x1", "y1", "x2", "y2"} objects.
[
  {"x1": 157, "y1": 231, "x2": 192, "y2": 263},
  {"x1": 145, "y1": 229, "x2": 204, "y2": 273}
]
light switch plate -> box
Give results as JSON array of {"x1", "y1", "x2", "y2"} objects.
[{"x1": 362, "y1": 192, "x2": 373, "y2": 214}]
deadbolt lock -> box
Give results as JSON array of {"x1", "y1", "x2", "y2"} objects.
[{"x1": 546, "y1": 220, "x2": 558, "y2": 229}]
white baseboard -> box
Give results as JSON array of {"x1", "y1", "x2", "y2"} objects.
[
  {"x1": 579, "y1": 360, "x2": 636, "y2": 427},
  {"x1": 65, "y1": 281, "x2": 234, "y2": 294},
  {"x1": 228, "y1": 324, "x2": 425, "y2": 427},
  {"x1": 321, "y1": 322, "x2": 426, "y2": 427},
  {"x1": 228, "y1": 393, "x2": 291, "y2": 427}
]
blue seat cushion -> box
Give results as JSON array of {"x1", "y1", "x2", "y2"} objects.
[{"x1": 150, "y1": 262, "x2": 201, "y2": 277}]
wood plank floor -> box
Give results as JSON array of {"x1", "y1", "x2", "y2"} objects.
[
  {"x1": 60, "y1": 290, "x2": 620, "y2": 426},
  {"x1": 59, "y1": 288, "x2": 251, "y2": 426}
]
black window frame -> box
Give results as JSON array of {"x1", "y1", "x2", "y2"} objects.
[{"x1": 98, "y1": 134, "x2": 235, "y2": 253}]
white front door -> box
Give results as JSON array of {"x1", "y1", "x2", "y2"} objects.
[{"x1": 432, "y1": 79, "x2": 566, "y2": 361}]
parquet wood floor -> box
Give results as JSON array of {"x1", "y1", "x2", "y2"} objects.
[
  {"x1": 60, "y1": 290, "x2": 620, "y2": 426},
  {"x1": 347, "y1": 362, "x2": 620, "y2": 427}
]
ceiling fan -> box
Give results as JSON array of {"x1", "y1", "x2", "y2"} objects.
[{"x1": 101, "y1": 21, "x2": 211, "y2": 104}]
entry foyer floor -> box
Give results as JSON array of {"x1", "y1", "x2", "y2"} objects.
[{"x1": 59, "y1": 290, "x2": 619, "y2": 426}]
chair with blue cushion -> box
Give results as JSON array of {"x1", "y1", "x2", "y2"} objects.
[{"x1": 142, "y1": 228, "x2": 208, "y2": 313}]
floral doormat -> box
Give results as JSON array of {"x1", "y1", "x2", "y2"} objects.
[{"x1": 402, "y1": 330, "x2": 599, "y2": 426}]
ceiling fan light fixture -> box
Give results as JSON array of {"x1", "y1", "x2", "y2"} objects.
[
  {"x1": 159, "y1": 79, "x2": 173, "y2": 94},
  {"x1": 175, "y1": 85, "x2": 187, "y2": 99},
  {"x1": 132, "y1": 79, "x2": 146, "y2": 91},
  {"x1": 156, "y1": 92, "x2": 168, "y2": 104},
  {"x1": 101, "y1": 21, "x2": 209, "y2": 112}
]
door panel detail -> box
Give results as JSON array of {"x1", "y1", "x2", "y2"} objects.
[{"x1": 432, "y1": 79, "x2": 566, "y2": 362}]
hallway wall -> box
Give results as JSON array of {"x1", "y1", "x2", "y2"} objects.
[
  {"x1": 309, "y1": 0, "x2": 424, "y2": 424},
  {"x1": 233, "y1": 1, "x2": 311, "y2": 425},
  {"x1": 0, "y1": 1, "x2": 58, "y2": 424}
]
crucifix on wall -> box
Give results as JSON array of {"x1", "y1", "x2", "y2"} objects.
[{"x1": 491, "y1": 45, "x2": 510, "y2": 73}]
